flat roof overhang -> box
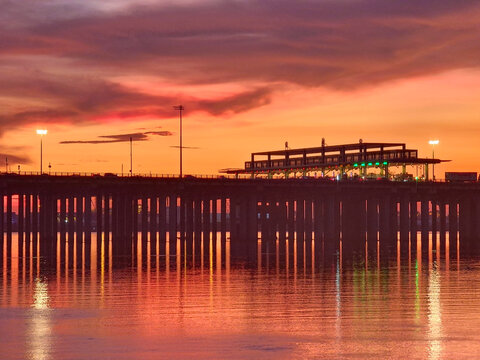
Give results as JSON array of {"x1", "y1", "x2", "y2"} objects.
[{"x1": 252, "y1": 142, "x2": 406, "y2": 157}]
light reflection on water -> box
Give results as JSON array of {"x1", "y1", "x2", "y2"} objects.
[{"x1": 1, "y1": 233, "x2": 480, "y2": 359}]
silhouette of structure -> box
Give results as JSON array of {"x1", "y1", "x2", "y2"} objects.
[
  {"x1": 223, "y1": 141, "x2": 447, "y2": 179},
  {"x1": 1, "y1": 174, "x2": 479, "y2": 264}
]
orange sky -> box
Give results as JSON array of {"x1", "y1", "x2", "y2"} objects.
[{"x1": 1, "y1": 1, "x2": 480, "y2": 177}]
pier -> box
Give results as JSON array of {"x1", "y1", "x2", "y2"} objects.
[{"x1": 1, "y1": 174, "x2": 480, "y2": 263}]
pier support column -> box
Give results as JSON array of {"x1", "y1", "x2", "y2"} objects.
[
  {"x1": 150, "y1": 196, "x2": 158, "y2": 256},
  {"x1": 421, "y1": 200, "x2": 429, "y2": 253},
  {"x1": 459, "y1": 197, "x2": 474, "y2": 254},
  {"x1": 342, "y1": 193, "x2": 365, "y2": 255},
  {"x1": 169, "y1": 194, "x2": 177, "y2": 256},
  {"x1": 6, "y1": 194, "x2": 12, "y2": 257},
  {"x1": 448, "y1": 200, "x2": 458, "y2": 257}
]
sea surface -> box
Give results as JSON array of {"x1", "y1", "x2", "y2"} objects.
[{"x1": 1, "y1": 234, "x2": 480, "y2": 360}]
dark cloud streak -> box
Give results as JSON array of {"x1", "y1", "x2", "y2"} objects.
[{"x1": 60, "y1": 130, "x2": 173, "y2": 144}]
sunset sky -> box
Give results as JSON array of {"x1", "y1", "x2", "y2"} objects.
[{"x1": 1, "y1": 0, "x2": 480, "y2": 176}]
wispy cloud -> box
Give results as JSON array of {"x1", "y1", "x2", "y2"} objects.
[{"x1": 60, "y1": 130, "x2": 173, "y2": 144}]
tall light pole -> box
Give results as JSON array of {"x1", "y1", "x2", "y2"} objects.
[
  {"x1": 36, "y1": 129, "x2": 47, "y2": 173},
  {"x1": 174, "y1": 105, "x2": 184, "y2": 178},
  {"x1": 429, "y1": 140, "x2": 439, "y2": 181}
]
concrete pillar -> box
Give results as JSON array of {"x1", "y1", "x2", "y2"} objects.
[
  {"x1": 185, "y1": 196, "x2": 193, "y2": 256},
  {"x1": 421, "y1": 200, "x2": 429, "y2": 253},
  {"x1": 399, "y1": 197, "x2": 409, "y2": 245},
  {"x1": 410, "y1": 199, "x2": 418, "y2": 250},
  {"x1": 96, "y1": 194, "x2": 103, "y2": 237},
  {"x1": 459, "y1": 197, "x2": 474, "y2": 253},
  {"x1": 169, "y1": 194, "x2": 177, "y2": 256},
  {"x1": 18, "y1": 194, "x2": 24, "y2": 254},
  {"x1": 194, "y1": 196, "x2": 202, "y2": 251},
  {"x1": 202, "y1": 198, "x2": 210, "y2": 244},
  {"x1": 439, "y1": 200, "x2": 446, "y2": 248},
  {"x1": 6, "y1": 194, "x2": 12, "y2": 256},
  {"x1": 342, "y1": 193, "x2": 365, "y2": 254},
  {"x1": 32, "y1": 194, "x2": 38, "y2": 250},
  {"x1": 25, "y1": 194, "x2": 31, "y2": 256},
  {"x1": 76, "y1": 196, "x2": 84, "y2": 242},
  {"x1": 0, "y1": 195, "x2": 4, "y2": 257},
  {"x1": 141, "y1": 196, "x2": 148, "y2": 242},
  {"x1": 68, "y1": 197, "x2": 75, "y2": 242},
  {"x1": 104, "y1": 194, "x2": 111, "y2": 242},
  {"x1": 18, "y1": 194, "x2": 24, "y2": 257},
  {"x1": 85, "y1": 195, "x2": 92, "y2": 247},
  {"x1": 159, "y1": 195, "x2": 166, "y2": 255},
  {"x1": 448, "y1": 199, "x2": 458, "y2": 256},
  {"x1": 150, "y1": 196, "x2": 158, "y2": 255},
  {"x1": 220, "y1": 197, "x2": 227, "y2": 242}
]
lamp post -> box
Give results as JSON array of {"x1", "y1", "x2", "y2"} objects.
[
  {"x1": 173, "y1": 105, "x2": 184, "y2": 178},
  {"x1": 36, "y1": 129, "x2": 47, "y2": 173},
  {"x1": 429, "y1": 140, "x2": 439, "y2": 181}
]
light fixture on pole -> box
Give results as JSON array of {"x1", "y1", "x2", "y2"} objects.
[
  {"x1": 429, "y1": 140, "x2": 439, "y2": 181},
  {"x1": 36, "y1": 129, "x2": 48, "y2": 174},
  {"x1": 173, "y1": 105, "x2": 184, "y2": 178}
]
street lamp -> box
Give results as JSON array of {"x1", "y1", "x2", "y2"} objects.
[
  {"x1": 36, "y1": 129, "x2": 47, "y2": 173},
  {"x1": 429, "y1": 140, "x2": 439, "y2": 181},
  {"x1": 173, "y1": 105, "x2": 184, "y2": 178}
]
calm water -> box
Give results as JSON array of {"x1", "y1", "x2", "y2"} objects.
[{"x1": 1, "y1": 234, "x2": 480, "y2": 359}]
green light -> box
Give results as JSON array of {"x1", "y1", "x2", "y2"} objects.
[
  {"x1": 367, "y1": 162, "x2": 372, "y2": 166},
  {"x1": 361, "y1": 163, "x2": 365, "y2": 167},
  {"x1": 375, "y1": 162, "x2": 380, "y2": 166},
  {"x1": 354, "y1": 163, "x2": 358, "y2": 167},
  {"x1": 383, "y1": 161, "x2": 388, "y2": 165}
]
